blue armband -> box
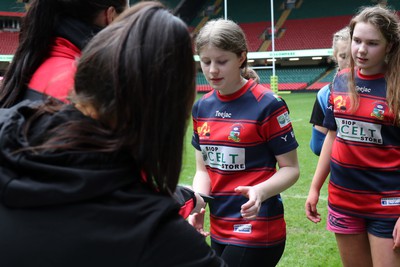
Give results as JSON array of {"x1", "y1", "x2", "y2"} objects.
[{"x1": 309, "y1": 127, "x2": 327, "y2": 156}]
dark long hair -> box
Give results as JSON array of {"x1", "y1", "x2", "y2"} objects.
[
  {"x1": 28, "y1": 1, "x2": 196, "y2": 194},
  {"x1": 0, "y1": 0, "x2": 127, "y2": 108}
]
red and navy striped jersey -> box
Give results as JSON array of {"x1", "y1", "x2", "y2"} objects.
[
  {"x1": 192, "y1": 79, "x2": 298, "y2": 247},
  {"x1": 325, "y1": 69, "x2": 400, "y2": 220}
]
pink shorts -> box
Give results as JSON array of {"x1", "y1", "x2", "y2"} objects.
[
  {"x1": 326, "y1": 206, "x2": 396, "y2": 238},
  {"x1": 326, "y1": 206, "x2": 365, "y2": 234}
]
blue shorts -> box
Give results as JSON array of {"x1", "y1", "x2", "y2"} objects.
[{"x1": 327, "y1": 206, "x2": 396, "y2": 238}]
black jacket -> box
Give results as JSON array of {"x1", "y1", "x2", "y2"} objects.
[{"x1": 0, "y1": 102, "x2": 225, "y2": 267}]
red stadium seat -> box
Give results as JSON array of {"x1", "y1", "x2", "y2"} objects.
[{"x1": 0, "y1": 31, "x2": 19, "y2": 55}]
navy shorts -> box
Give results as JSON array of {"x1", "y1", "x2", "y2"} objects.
[{"x1": 327, "y1": 206, "x2": 396, "y2": 238}]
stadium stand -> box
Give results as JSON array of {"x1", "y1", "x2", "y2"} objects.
[
  {"x1": 2, "y1": 0, "x2": 400, "y2": 92},
  {"x1": 0, "y1": 31, "x2": 18, "y2": 55},
  {"x1": 307, "y1": 68, "x2": 337, "y2": 90},
  {"x1": 239, "y1": 22, "x2": 269, "y2": 52},
  {"x1": 256, "y1": 66, "x2": 329, "y2": 91},
  {"x1": 190, "y1": 0, "x2": 400, "y2": 92},
  {"x1": 0, "y1": 1, "x2": 24, "y2": 77},
  {"x1": 196, "y1": 72, "x2": 213, "y2": 92},
  {"x1": 270, "y1": 15, "x2": 351, "y2": 51}
]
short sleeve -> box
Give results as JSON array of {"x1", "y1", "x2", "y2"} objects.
[{"x1": 261, "y1": 94, "x2": 298, "y2": 156}]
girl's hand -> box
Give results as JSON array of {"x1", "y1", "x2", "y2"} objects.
[
  {"x1": 305, "y1": 188, "x2": 321, "y2": 223},
  {"x1": 188, "y1": 208, "x2": 209, "y2": 237},
  {"x1": 392, "y1": 217, "x2": 400, "y2": 250},
  {"x1": 235, "y1": 186, "x2": 261, "y2": 220}
]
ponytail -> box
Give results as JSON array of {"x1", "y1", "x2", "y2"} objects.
[{"x1": 242, "y1": 67, "x2": 260, "y2": 83}]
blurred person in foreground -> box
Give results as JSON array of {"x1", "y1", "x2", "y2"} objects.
[
  {"x1": 0, "y1": 0, "x2": 203, "y2": 218},
  {"x1": 0, "y1": 2, "x2": 226, "y2": 266}
]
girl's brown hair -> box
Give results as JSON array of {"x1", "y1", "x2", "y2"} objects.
[
  {"x1": 195, "y1": 19, "x2": 260, "y2": 83},
  {"x1": 348, "y1": 5, "x2": 400, "y2": 125}
]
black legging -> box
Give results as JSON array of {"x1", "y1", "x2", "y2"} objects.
[{"x1": 211, "y1": 240, "x2": 285, "y2": 267}]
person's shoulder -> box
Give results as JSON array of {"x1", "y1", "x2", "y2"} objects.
[
  {"x1": 336, "y1": 68, "x2": 351, "y2": 79},
  {"x1": 332, "y1": 68, "x2": 351, "y2": 92},
  {"x1": 192, "y1": 90, "x2": 216, "y2": 113},
  {"x1": 317, "y1": 84, "x2": 330, "y2": 99},
  {"x1": 249, "y1": 82, "x2": 283, "y2": 103},
  {"x1": 28, "y1": 37, "x2": 79, "y2": 101},
  {"x1": 0, "y1": 106, "x2": 17, "y2": 127},
  {"x1": 259, "y1": 89, "x2": 289, "y2": 110},
  {"x1": 318, "y1": 84, "x2": 330, "y2": 94},
  {"x1": 0, "y1": 100, "x2": 39, "y2": 124},
  {"x1": 249, "y1": 81, "x2": 270, "y2": 95},
  {"x1": 198, "y1": 90, "x2": 215, "y2": 102}
]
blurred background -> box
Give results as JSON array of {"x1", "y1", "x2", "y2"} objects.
[{"x1": 1, "y1": 0, "x2": 399, "y2": 92}]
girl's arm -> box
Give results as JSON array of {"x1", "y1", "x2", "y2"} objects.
[
  {"x1": 192, "y1": 150, "x2": 211, "y2": 195},
  {"x1": 305, "y1": 129, "x2": 335, "y2": 223},
  {"x1": 188, "y1": 149, "x2": 211, "y2": 236}
]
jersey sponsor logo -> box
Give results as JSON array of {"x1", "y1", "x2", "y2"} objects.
[
  {"x1": 233, "y1": 224, "x2": 252, "y2": 234},
  {"x1": 328, "y1": 213, "x2": 348, "y2": 229},
  {"x1": 215, "y1": 110, "x2": 232, "y2": 119},
  {"x1": 381, "y1": 197, "x2": 400, "y2": 206},
  {"x1": 334, "y1": 95, "x2": 347, "y2": 112},
  {"x1": 277, "y1": 111, "x2": 291, "y2": 128},
  {"x1": 356, "y1": 85, "x2": 372, "y2": 93},
  {"x1": 228, "y1": 123, "x2": 244, "y2": 142},
  {"x1": 273, "y1": 93, "x2": 282, "y2": 102},
  {"x1": 197, "y1": 122, "x2": 211, "y2": 140},
  {"x1": 200, "y1": 145, "x2": 245, "y2": 171},
  {"x1": 371, "y1": 102, "x2": 385, "y2": 120},
  {"x1": 335, "y1": 118, "x2": 383, "y2": 144},
  {"x1": 281, "y1": 131, "x2": 295, "y2": 142}
]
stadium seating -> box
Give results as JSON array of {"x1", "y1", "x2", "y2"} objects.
[
  {"x1": 307, "y1": 67, "x2": 338, "y2": 90},
  {"x1": 3, "y1": 0, "x2": 400, "y2": 93},
  {"x1": 196, "y1": 72, "x2": 213, "y2": 92},
  {"x1": 257, "y1": 66, "x2": 328, "y2": 91},
  {"x1": 268, "y1": 16, "x2": 351, "y2": 51},
  {"x1": 196, "y1": 66, "x2": 330, "y2": 93},
  {"x1": 0, "y1": 31, "x2": 18, "y2": 55},
  {"x1": 239, "y1": 22, "x2": 269, "y2": 52}
]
